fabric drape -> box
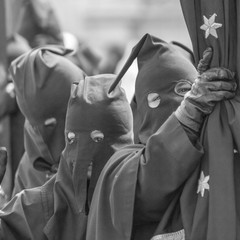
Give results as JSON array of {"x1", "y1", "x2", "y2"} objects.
[{"x1": 179, "y1": 0, "x2": 240, "y2": 239}]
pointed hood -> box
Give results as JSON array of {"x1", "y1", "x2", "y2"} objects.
[
  {"x1": 9, "y1": 46, "x2": 86, "y2": 171},
  {"x1": 64, "y1": 74, "x2": 133, "y2": 212},
  {"x1": 110, "y1": 34, "x2": 198, "y2": 144},
  {"x1": 44, "y1": 74, "x2": 133, "y2": 239}
]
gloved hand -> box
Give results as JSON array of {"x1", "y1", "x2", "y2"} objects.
[{"x1": 175, "y1": 48, "x2": 237, "y2": 132}]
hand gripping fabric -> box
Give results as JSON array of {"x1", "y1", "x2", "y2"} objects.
[{"x1": 178, "y1": 1, "x2": 240, "y2": 239}]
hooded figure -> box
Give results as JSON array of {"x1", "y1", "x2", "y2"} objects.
[
  {"x1": 11, "y1": 46, "x2": 86, "y2": 196},
  {"x1": 130, "y1": 35, "x2": 197, "y2": 145},
  {"x1": 86, "y1": 34, "x2": 236, "y2": 240},
  {"x1": 0, "y1": 71, "x2": 133, "y2": 239}
]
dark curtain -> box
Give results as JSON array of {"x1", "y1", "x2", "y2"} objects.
[{"x1": 179, "y1": 0, "x2": 240, "y2": 239}]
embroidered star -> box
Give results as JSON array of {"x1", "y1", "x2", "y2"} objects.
[
  {"x1": 200, "y1": 13, "x2": 222, "y2": 39},
  {"x1": 197, "y1": 171, "x2": 210, "y2": 197}
]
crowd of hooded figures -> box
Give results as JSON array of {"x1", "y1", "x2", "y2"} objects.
[{"x1": 0, "y1": 0, "x2": 239, "y2": 240}]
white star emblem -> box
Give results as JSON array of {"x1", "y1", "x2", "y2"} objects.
[
  {"x1": 200, "y1": 13, "x2": 222, "y2": 39},
  {"x1": 197, "y1": 171, "x2": 210, "y2": 197}
]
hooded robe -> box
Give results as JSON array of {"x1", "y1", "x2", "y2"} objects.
[
  {"x1": 0, "y1": 67, "x2": 133, "y2": 239},
  {"x1": 11, "y1": 46, "x2": 86, "y2": 196},
  {"x1": 86, "y1": 34, "x2": 204, "y2": 240}
]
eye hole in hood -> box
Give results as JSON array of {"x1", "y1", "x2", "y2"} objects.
[
  {"x1": 174, "y1": 79, "x2": 192, "y2": 96},
  {"x1": 147, "y1": 93, "x2": 161, "y2": 108},
  {"x1": 67, "y1": 132, "x2": 76, "y2": 144},
  {"x1": 44, "y1": 117, "x2": 57, "y2": 127},
  {"x1": 90, "y1": 130, "x2": 104, "y2": 143}
]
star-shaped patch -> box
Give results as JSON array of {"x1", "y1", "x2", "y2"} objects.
[
  {"x1": 200, "y1": 13, "x2": 222, "y2": 39},
  {"x1": 197, "y1": 171, "x2": 210, "y2": 197}
]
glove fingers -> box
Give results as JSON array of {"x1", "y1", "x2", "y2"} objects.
[
  {"x1": 200, "y1": 68, "x2": 235, "y2": 82},
  {"x1": 197, "y1": 47, "x2": 213, "y2": 74},
  {"x1": 207, "y1": 91, "x2": 236, "y2": 102},
  {"x1": 196, "y1": 80, "x2": 237, "y2": 92},
  {"x1": 188, "y1": 91, "x2": 235, "y2": 114}
]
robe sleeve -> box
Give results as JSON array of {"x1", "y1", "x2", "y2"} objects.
[
  {"x1": 134, "y1": 113, "x2": 203, "y2": 222},
  {"x1": 180, "y1": 122, "x2": 200, "y2": 146},
  {"x1": 0, "y1": 187, "x2": 46, "y2": 240},
  {"x1": 86, "y1": 113, "x2": 205, "y2": 240}
]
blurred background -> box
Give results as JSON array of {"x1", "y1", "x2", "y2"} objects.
[
  {"x1": 50, "y1": 0, "x2": 192, "y2": 52},
  {"x1": 6, "y1": 0, "x2": 192, "y2": 56}
]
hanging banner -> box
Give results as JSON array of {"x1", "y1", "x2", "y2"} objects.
[{"x1": 179, "y1": 0, "x2": 240, "y2": 239}]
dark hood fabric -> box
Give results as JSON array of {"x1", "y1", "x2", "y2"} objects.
[
  {"x1": 170, "y1": 41, "x2": 195, "y2": 65},
  {"x1": 109, "y1": 34, "x2": 198, "y2": 144},
  {"x1": 17, "y1": 0, "x2": 64, "y2": 47},
  {"x1": 86, "y1": 34, "x2": 203, "y2": 240},
  {"x1": 43, "y1": 74, "x2": 133, "y2": 239},
  {"x1": 10, "y1": 46, "x2": 85, "y2": 172},
  {"x1": 65, "y1": 74, "x2": 133, "y2": 211},
  {"x1": 178, "y1": 1, "x2": 240, "y2": 239},
  {"x1": 130, "y1": 34, "x2": 198, "y2": 144},
  {"x1": 0, "y1": 74, "x2": 133, "y2": 240}
]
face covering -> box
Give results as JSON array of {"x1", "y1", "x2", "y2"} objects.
[{"x1": 109, "y1": 33, "x2": 198, "y2": 144}]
